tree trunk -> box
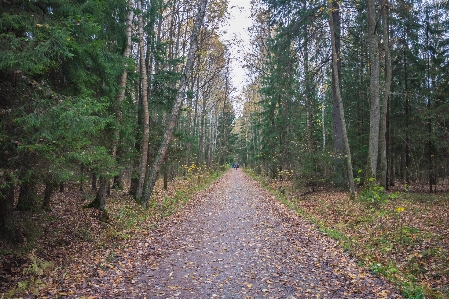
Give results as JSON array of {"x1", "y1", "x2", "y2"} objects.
[
  {"x1": 321, "y1": 102, "x2": 326, "y2": 151},
  {"x1": 111, "y1": 0, "x2": 133, "y2": 190},
  {"x1": 42, "y1": 179, "x2": 58, "y2": 210},
  {"x1": 380, "y1": 0, "x2": 391, "y2": 189},
  {"x1": 163, "y1": 168, "x2": 168, "y2": 190},
  {"x1": 193, "y1": 59, "x2": 200, "y2": 138},
  {"x1": 79, "y1": 164, "x2": 85, "y2": 191},
  {"x1": 199, "y1": 94, "x2": 207, "y2": 165},
  {"x1": 425, "y1": 8, "x2": 435, "y2": 192},
  {"x1": 185, "y1": 79, "x2": 195, "y2": 169},
  {"x1": 113, "y1": 172, "x2": 124, "y2": 190},
  {"x1": 87, "y1": 175, "x2": 107, "y2": 211},
  {"x1": 91, "y1": 172, "x2": 97, "y2": 191},
  {"x1": 304, "y1": 1, "x2": 312, "y2": 154},
  {"x1": 141, "y1": 0, "x2": 208, "y2": 207},
  {"x1": 328, "y1": 0, "x2": 355, "y2": 196},
  {"x1": 404, "y1": 47, "x2": 410, "y2": 185},
  {"x1": 130, "y1": 56, "x2": 145, "y2": 197},
  {"x1": 367, "y1": 0, "x2": 380, "y2": 179},
  {"x1": 330, "y1": 0, "x2": 345, "y2": 188},
  {"x1": 0, "y1": 172, "x2": 16, "y2": 240},
  {"x1": 136, "y1": 0, "x2": 151, "y2": 201},
  {"x1": 16, "y1": 172, "x2": 38, "y2": 211}
]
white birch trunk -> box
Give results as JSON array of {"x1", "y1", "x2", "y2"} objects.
[
  {"x1": 141, "y1": 0, "x2": 209, "y2": 206},
  {"x1": 136, "y1": 0, "x2": 150, "y2": 200}
]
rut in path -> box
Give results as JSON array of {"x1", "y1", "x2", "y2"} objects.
[{"x1": 60, "y1": 170, "x2": 400, "y2": 298}]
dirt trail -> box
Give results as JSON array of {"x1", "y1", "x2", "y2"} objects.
[{"x1": 59, "y1": 170, "x2": 400, "y2": 298}]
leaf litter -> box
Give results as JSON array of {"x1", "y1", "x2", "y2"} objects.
[
  {"x1": 2, "y1": 170, "x2": 401, "y2": 298},
  {"x1": 39, "y1": 170, "x2": 400, "y2": 298}
]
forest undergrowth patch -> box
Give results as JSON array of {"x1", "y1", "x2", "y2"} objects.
[
  {"x1": 0, "y1": 170, "x2": 223, "y2": 298},
  {"x1": 245, "y1": 169, "x2": 449, "y2": 299}
]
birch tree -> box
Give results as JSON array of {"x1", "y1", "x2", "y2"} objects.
[
  {"x1": 136, "y1": 0, "x2": 150, "y2": 201},
  {"x1": 141, "y1": 0, "x2": 209, "y2": 206},
  {"x1": 112, "y1": 0, "x2": 134, "y2": 189}
]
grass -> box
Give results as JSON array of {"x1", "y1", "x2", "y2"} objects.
[{"x1": 245, "y1": 169, "x2": 449, "y2": 299}]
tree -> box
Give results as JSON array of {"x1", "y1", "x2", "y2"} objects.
[
  {"x1": 330, "y1": 0, "x2": 346, "y2": 188},
  {"x1": 112, "y1": 0, "x2": 134, "y2": 189},
  {"x1": 380, "y1": 0, "x2": 391, "y2": 189},
  {"x1": 328, "y1": 0, "x2": 355, "y2": 195},
  {"x1": 136, "y1": 0, "x2": 151, "y2": 201},
  {"x1": 367, "y1": 0, "x2": 381, "y2": 179},
  {"x1": 142, "y1": 0, "x2": 209, "y2": 207}
]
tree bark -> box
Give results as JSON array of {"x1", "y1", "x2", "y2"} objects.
[
  {"x1": 141, "y1": 0, "x2": 208, "y2": 207},
  {"x1": 42, "y1": 179, "x2": 58, "y2": 210},
  {"x1": 163, "y1": 168, "x2": 168, "y2": 190},
  {"x1": 16, "y1": 171, "x2": 38, "y2": 211},
  {"x1": 380, "y1": 0, "x2": 391, "y2": 189},
  {"x1": 87, "y1": 175, "x2": 107, "y2": 211},
  {"x1": 199, "y1": 90, "x2": 207, "y2": 165},
  {"x1": 425, "y1": 7, "x2": 435, "y2": 192},
  {"x1": 112, "y1": 0, "x2": 134, "y2": 189},
  {"x1": 0, "y1": 171, "x2": 16, "y2": 240},
  {"x1": 136, "y1": 0, "x2": 151, "y2": 201},
  {"x1": 185, "y1": 78, "x2": 195, "y2": 170},
  {"x1": 328, "y1": 0, "x2": 355, "y2": 196},
  {"x1": 79, "y1": 164, "x2": 85, "y2": 191},
  {"x1": 304, "y1": 1, "x2": 312, "y2": 154},
  {"x1": 91, "y1": 172, "x2": 97, "y2": 191},
  {"x1": 330, "y1": 0, "x2": 345, "y2": 188},
  {"x1": 367, "y1": 0, "x2": 380, "y2": 179},
  {"x1": 404, "y1": 47, "x2": 410, "y2": 185}
]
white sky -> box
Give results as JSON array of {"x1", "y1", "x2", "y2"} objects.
[{"x1": 219, "y1": 0, "x2": 252, "y2": 115}]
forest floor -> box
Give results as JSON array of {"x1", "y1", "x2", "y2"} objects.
[
  {"x1": 2, "y1": 169, "x2": 402, "y2": 298},
  {"x1": 247, "y1": 170, "x2": 449, "y2": 299},
  {"x1": 1, "y1": 170, "x2": 447, "y2": 299},
  {"x1": 0, "y1": 170, "x2": 222, "y2": 298}
]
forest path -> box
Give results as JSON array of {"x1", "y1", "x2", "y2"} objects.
[{"x1": 67, "y1": 170, "x2": 400, "y2": 298}]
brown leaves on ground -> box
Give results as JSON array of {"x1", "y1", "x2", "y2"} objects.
[
  {"x1": 1, "y1": 170, "x2": 405, "y2": 298},
  {"x1": 259, "y1": 175, "x2": 449, "y2": 299},
  {"x1": 2, "y1": 170, "x2": 402, "y2": 298},
  {"x1": 0, "y1": 175, "x2": 209, "y2": 298}
]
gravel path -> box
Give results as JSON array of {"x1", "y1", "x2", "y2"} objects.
[{"x1": 65, "y1": 170, "x2": 401, "y2": 298}]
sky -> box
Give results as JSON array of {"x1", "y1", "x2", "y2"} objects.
[{"x1": 219, "y1": 0, "x2": 253, "y2": 115}]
